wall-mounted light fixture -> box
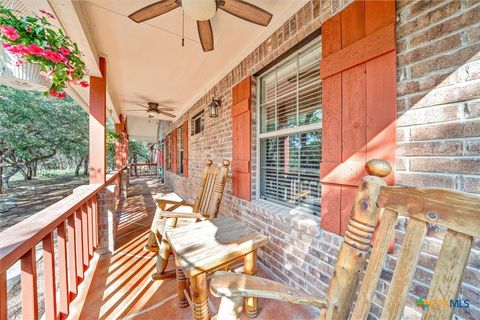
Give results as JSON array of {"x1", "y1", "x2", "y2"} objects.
[{"x1": 208, "y1": 97, "x2": 221, "y2": 118}]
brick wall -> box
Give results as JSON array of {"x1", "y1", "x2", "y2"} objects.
[{"x1": 160, "y1": 1, "x2": 480, "y2": 319}]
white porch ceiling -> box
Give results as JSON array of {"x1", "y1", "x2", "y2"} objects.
[{"x1": 71, "y1": 0, "x2": 308, "y2": 126}]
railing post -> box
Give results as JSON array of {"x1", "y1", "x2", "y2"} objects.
[
  {"x1": 97, "y1": 184, "x2": 118, "y2": 254},
  {"x1": 57, "y1": 221, "x2": 70, "y2": 318},
  {"x1": 67, "y1": 214, "x2": 78, "y2": 297}
]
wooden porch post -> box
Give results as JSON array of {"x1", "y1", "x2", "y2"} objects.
[
  {"x1": 89, "y1": 57, "x2": 107, "y2": 184},
  {"x1": 115, "y1": 115, "x2": 128, "y2": 170}
]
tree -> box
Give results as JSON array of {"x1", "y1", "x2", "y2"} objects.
[{"x1": 0, "y1": 85, "x2": 88, "y2": 190}]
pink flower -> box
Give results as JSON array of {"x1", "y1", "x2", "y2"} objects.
[
  {"x1": 27, "y1": 44, "x2": 44, "y2": 56},
  {"x1": 49, "y1": 90, "x2": 67, "y2": 98},
  {"x1": 43, "y1": 50, "x2": 65, "y2": 63},
  {"x1": 80, "y1": 81, "x2": 89, "y2": 88},
  {"x1": 59, "y1": 47, "x2": 71, "y2": 56},
  {"x1": 5, "y1": 44, "x2": 28, "y2": 56},
  {"x1": 26, "y1": 26, "x2": 31, "y2": 32},
  {"x1": 16, "y1": 59, "x2": 23, "y2": 66},
  {"x1": 39, "y1": 9, "x2": 55, "y2": 19},
  {"x1": 1, "y1": 26, "x2": 20, "y2": 41},
  {"x1": 2, "y1": 42, "x2": 12, "y2": 49}
]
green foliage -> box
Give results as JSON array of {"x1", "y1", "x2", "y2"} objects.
[
  {"x1": 0, "y1": 85, "x2": 88, "y2": 166},
  {"x1": 0, "y1": 5, "x2": 88, "y2": 95},
  {"x1": 128, "y1": 140, "x2": 149, "y2": 163}
]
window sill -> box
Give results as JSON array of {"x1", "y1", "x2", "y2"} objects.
[{"x1": 251, "y1": 198, "x2": 321, "y2": 237}]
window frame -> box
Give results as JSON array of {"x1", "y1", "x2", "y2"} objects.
[
  {"x1": 191, "y1": 110, "x2": 205, "y2": 136},
  {"x1": 255, "y1": 39, "x2": 322, "y2": 214}
]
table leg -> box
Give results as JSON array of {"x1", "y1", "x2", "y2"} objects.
[
  {"x1": 244, "y1": 250, "x2": 258, "y2": 318},
  {"x1": 175, "y1": 256, "x2": 189, "y2": 308},
  {"x1": 191, "y1": 272, "x2": 209, "y2": 320}
]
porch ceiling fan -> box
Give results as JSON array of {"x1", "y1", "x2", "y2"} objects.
[
  {"x1": 128, "y1": 0, "x2": 273, "y2": 52},
  {"x1": 126, "y1": 102, "x2": 176, "y2": 118}
]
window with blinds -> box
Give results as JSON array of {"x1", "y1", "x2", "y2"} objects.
[{"x1": 258, "y1": 40, "x2": 322, "y2": 215}]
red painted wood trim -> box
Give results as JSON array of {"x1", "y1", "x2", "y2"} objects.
[
  {"x1": 231, "y1": 98, "x2": 250, "y2": 117},
  {"x1": 57, "y1": 221, "x2": 70, "y2": 318},
  {"x1": 89, "y1": 57, "x2": 107, "y2": 184},
  {"x1": 74, "y1": 209, "x2": 84, "y2": 281},
  {"x1": 232, "y1": 160, "x2": 250, "y2": 173},
  {"x1": 183, "y1": 120, "x2": 189, "y2": 177},
  {"x1": 67, "y1": 214, "x2": 78, "y2": 297},
  {"x1": 320, "y1": 161, "x2": 366, "y2": 186},
  {"x1": 87, "y1": 200, "x2": 94, "y2": 257},
  {"x1": 231, "y1": 76, "x2": 252, "y2": 201},
  {"x1": 21, "y1": 248, "x2": 38, "y2": 320},
  {"x1": 0, "y1": 271, "x2": 6, "y2": 320},
  {"x1": 320, "y1": 24, "x2": 395, "y2": 79},
  {"x1": 81, "y1": 204, "x2": 89, "y2": 268},
  {"x1": 42, "y1": 232, "x2": 57, "y2": 320}
]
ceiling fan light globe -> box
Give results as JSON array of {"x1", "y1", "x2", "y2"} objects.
[
  {"x1": 147, "y1": 109, "x2": 157, "y2": 114},
  {"x1": 182, "y1": 0, "x2": 217, "y2": 21}
]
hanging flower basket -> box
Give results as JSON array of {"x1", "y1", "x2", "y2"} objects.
[
  {"x1": 0, "y1": 5, "x2": 89, "y2": 98},
  {"x1": 0, "y1": 46, "x2": 50, "y2": 91}
]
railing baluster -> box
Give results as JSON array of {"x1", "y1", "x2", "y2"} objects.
[
  {"x1": 93, "y1": 196, "x2": 98, "y2": 248},
  {"x1": 67, "y1": 214, "x2": 78, "y2": 297},
  {"x1": 87, "y1": 200, "x2": 94, "y2": 258},
  {"x1": 57, "y1": 221, "x2": 69, "y2": 318},
  {"x1": 21, "y1": 248, "x2": 38, "y2": 320},
  {"x1": 74, "y1": 208, "x2": 84, "y2": 280},
  {"x1": 0, "y1": 271, "x2": 7, "y2": 320},
  {"x1": 81, "y1": 204, "x2": 89, "y2": 267},
  {"x1": 42, "y1": 232, "x2": 57, "y2": 320}
]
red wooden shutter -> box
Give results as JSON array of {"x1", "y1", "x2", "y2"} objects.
[
  {"x1": 171, "y1": 129, "x2": 178, "y2": 174},
  {"x1": 320, "y1": 0, "x2": 396, "y2": 235},
  {"x1": 182, "y1": 120, "x2": 189, "y2": 177},
  {"x1": 231, "y1": 76, "x2": 252, "y2": 201}
]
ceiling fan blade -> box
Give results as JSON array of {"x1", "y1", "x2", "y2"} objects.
[
  {"x1": 136, "y1": 104, "x2": 149, "y2": 109},
  {"x1": 158, "y1": 110, "x2": 176, "y2": 118},
  {"x1": 197, "y1": 20, "x2": 214, "y2": 52},
  {"x1": 158, "y1": 107, "x2": 174, "y2": 111},
  {"x1": 219, "y1": 0, "x2": 272, "y2": 26},
  {"x1": 129, "y1": 0, "x2": 180, "y2": 23},
  {"x1": 125, "y1": 109, "x2": 146, "y2": 111}
]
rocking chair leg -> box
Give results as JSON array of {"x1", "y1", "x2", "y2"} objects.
[
  {"x1": 145, "y1": 207, "x2": 164, "y2": 252},
  {"x1": 244, "y1": 250, "x2": 258, "y2": 318}
]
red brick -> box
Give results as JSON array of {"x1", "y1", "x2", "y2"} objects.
[
  {"x1": 410, "y1": 5, "x2": 480, "y2": 47},
  {"x1": 464, "y1": 177, "x2": 480, "y2": 193},
  {"x1": 465, "y1": 100, "x2": 479, "y2": 119},
  {"x1": 467, "y1": 139, "x2": 480, "y2": 155},
  {"x1": 396, "y1": 172, "x2": 456, "y2": 188},
  {"x1": 409, "y1": 120, "x2": 480, "y2": 140},
  {"x1": 397, "y1": 141, "x2": 462, "y2": 156},
  {"x1": 397, "y1": 104, "x2": 461, "y2": 126},
  {"x1": 409, "y1": 158, "x2": 480, "y2": 174},
  {"x1": 398, "y1": 34, "x2": 462, "y2": 66},
  {"x1": 397, "y1": 1, "x2": 461, "y2": 39}
]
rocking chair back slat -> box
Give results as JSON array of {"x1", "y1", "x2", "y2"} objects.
[
  {"x1": 380, "y1": 218, "x2": 428, "y2": 320},
  {"x1": 194, "y1": 160, "x2": 230, "y2": 219},
  {"x1": 421, "y1": 231, "x2": 472, "y2": 320},
  {"x1": 351, "y1": 208, "x2": 398, "y2": 319}
]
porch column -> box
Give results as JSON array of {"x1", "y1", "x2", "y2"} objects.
[{"x1": 89, "y1": 57, "x2": 107, "y2": 184}]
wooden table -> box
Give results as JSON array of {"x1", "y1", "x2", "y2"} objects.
[{"x1": 166, "y1": 216, "x2": 268, "y2": 320}]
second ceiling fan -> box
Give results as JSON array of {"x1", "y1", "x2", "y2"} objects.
[{"x1": 129, "y1": 0, "x2": 273, "y2": 52}]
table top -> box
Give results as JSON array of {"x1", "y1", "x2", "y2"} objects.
[{"x1": 166, "y1": 216, "x2": 268, "y2": 277}]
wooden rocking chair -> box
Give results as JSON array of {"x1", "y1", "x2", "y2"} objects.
[
  {"x1": 148, "y1": 159, "x2": 230, "y2": 280},
  {"x1": 210, "y1": 160, "x2": 479, "y2": 320}
]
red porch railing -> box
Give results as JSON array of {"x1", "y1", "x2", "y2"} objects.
[
  {"x1": 0, "y1": 170, "x2": 123, "y2": 320},
  {"x1": 130, "y1": 163, "x2": 157, "y2": 177}
]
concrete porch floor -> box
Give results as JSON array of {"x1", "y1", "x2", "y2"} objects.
[{"x1": 68, "y1": 177, "x2": 320, "y2": 320}]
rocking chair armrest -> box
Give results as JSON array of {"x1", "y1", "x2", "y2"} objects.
[
  {"x1": 160, "y1": 211, "x2": 206, "y2": 220},
  {"x1": 155, "y1": 199, "x2": 194, "y2": 208},
  {"x1": 210, "y1": 271, "x2": 327, "y2": 309}
]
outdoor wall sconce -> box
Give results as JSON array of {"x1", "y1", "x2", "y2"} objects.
[{"x1": 208, "y1": 97, "x2": 221, "y2": 118}]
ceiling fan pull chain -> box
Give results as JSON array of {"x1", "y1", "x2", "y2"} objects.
[{"x1": 182, "y1": 8, "x2": 185, "y2": 47}]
